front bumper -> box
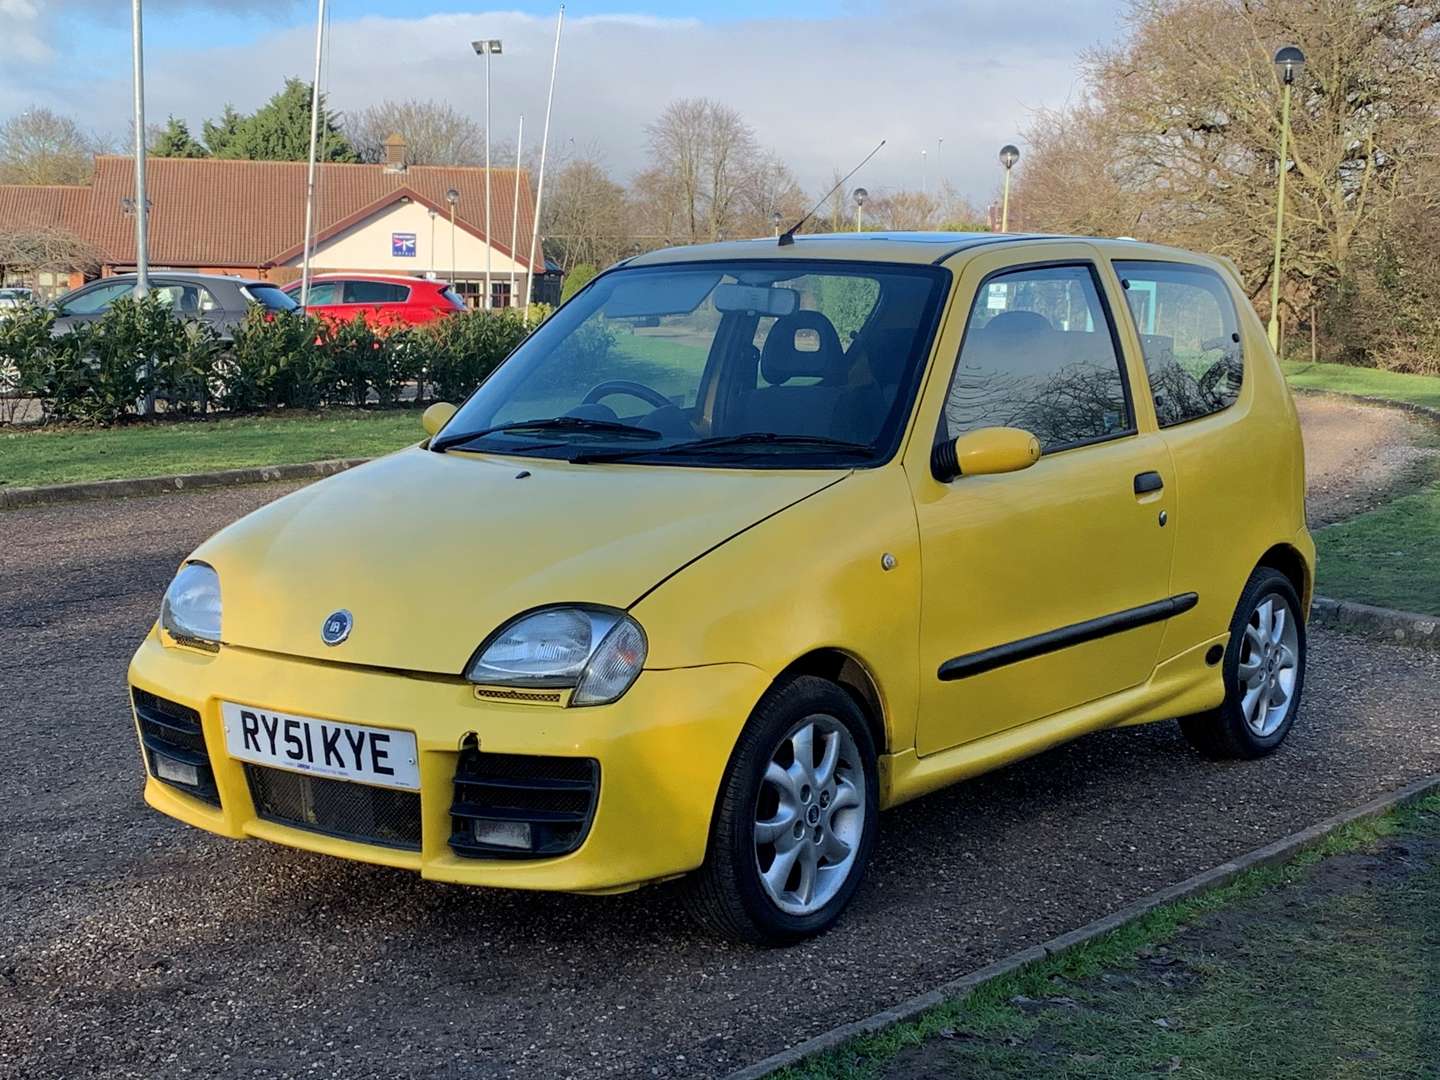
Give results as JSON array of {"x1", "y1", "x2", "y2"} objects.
[{"x1": 128, "y1": 627, "x2": 769, "y2": 892}]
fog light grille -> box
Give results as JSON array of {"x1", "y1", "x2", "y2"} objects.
[
  {"x1": 449, "y1": 749, "x2": 599, "y2": 859},
  {"x1": 246, "y1": 765, "x2": 422, "y2": 851},
  {"x1": 132, "y1": 687, "x2": 219, "y2": 806}
]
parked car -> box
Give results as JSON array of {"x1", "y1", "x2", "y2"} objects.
[
  {"x1": 0, "y1": 286, "x2": 35, "y2": 303},
  {"x1": 51, "y1": 273, "x2": 298, "y2": 340},
  {"x1": 281, "y1": 274, "x2": 466, "y2": 326},
  {"x1": 130, "y1": 233, "x2": 1311, "y2": 944}
]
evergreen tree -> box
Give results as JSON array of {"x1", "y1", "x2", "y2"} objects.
[
  {"x1": 149, "y1": 116, "x2": 209, "y2": 158},
  {"x1": 202, "y1": 105, "x2": 245, "y2": 158},
  {"x1": 206, "y1": 79, "x2": 357, "y2": 163}
]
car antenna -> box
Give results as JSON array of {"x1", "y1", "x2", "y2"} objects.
[{"x1": 777, "y1": 139, "x2": 886, "y2": 247}]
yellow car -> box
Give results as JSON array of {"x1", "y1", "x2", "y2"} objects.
[{"x1": 130, "y1": 233, "x2": 1311, "y2": 944}]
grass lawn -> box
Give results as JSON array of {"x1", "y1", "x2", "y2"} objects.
[
  {"x1": 775, "y1": 793, "x2": 1440, "y2": 1080},
  {"x1": 1316, "y1": 482, "x2": 1440, "y2": 616},
  {"x1": 1284, "y1": 360, "x2": 1440, "y2": 411},
  {"x1": 0, "y1": 409, "x2": 423, "y2": 488}
]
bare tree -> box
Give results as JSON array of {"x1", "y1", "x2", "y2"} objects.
[
  {"x1": 642, "y1": 98, "x2": 763, "y2": 242},
  {"x1": 0, "y1": 107, "x2": 109, "y2": 185},
  {"x1": 1017, "y1": 0, "x2": 1440, "y2": 322},
  {"x1": 0, "y1": 227, "x2": 101, "y2": 289},
  {"x1": 347, "y1": 99, "x2": 486, "y2": 165},
  {"x1": 542, "y1": 151, "x2": 631, "y2": 271}
]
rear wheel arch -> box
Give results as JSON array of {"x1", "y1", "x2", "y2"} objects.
[{"x1": 1257, "y1": 543, "x2": 1312, "y2": 613}]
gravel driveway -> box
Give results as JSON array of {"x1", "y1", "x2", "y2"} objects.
[
  {"x1": 2, "y1": 465, "x2": 1438, "y2": 1078},
  {"x1": 1297, "y1": 393, "x2": 1439, "y2": 526}
]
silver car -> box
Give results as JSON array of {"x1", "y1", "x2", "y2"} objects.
[{"x1": 51, "y1": 273, "x2": 298, "y2": 341}]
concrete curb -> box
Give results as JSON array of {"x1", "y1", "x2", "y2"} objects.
[
  {"x1": 724, "y1": 772, "x2": 1440, "y2": 1080},
  {"x1": 0, "y1": 457, "x2": 371, "y2": 511},
  {"x1": 1310, "y1": 595, "x2": 1440, "y2": 650}
]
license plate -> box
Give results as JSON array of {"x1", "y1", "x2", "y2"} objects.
[{"x1": 220, "y1": 702, "x2": 419, "y2": 790}]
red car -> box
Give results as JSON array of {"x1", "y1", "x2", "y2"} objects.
[{"x1": 282, "y1": 274, "x2": 466, "y2": 326}]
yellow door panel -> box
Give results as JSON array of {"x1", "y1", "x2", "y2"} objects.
[{"x1": 910, "y1": 435, "x2": 1176, "y2": 755}]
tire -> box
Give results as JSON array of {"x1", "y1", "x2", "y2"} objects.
[
  {"x1": 684, "y1": 675, "x2": 879, "y2": 945},
  {"x1": 1180, "y1": 567, "x2": 1306, "y2": 759}
]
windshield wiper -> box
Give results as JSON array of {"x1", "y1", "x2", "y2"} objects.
[
  {"x1": 432, "y1": 416, "x2": 663, "y2": 453},
  {"x1": 570, "y1": 432, "x2": 875, "y2": 464}
]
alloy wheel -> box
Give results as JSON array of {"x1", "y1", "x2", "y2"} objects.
[
  {"x1": 1238, "y1": 593, "x2": 1300, "y2": 738},
  {"x1": 753, "y1": 715, "x2": 867, "y2": 917}
]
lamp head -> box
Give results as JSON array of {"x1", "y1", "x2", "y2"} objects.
[
  {"x1": 1274, "y1": 45, "x2": 1305, "y2": 84},
  {"x1": 853, "y1": 187, "x2": 868, "y2": 207},
  {"x1": 999, "y1": 144, "x2": 1020, "y2": 170}
]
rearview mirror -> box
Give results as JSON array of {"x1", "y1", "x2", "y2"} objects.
[
  {"x1": 712, "y1": 284, "x2": 799, "y2": 318},
  {"x1": 932, "y1": 426, "x2": 1041, "y2": 482},
  {"x1": 422, "y1": 401, "x2": 457, "y2": 437}
]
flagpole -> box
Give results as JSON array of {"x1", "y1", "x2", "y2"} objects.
[
  {"x1": 525, "y1": 4, "x2": 563, "y2": 326},
  {"x1": 299, "y1": 0, "x2": 327, "y2": 307},
  {"x1": 509, "y1": 115, "x2": 523, "y2": 308}
]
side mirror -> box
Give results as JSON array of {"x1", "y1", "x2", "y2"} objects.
[
  {"x1": 931, "y1": 426, "x2": 1041, "y2": 482},
  {"x1": 422, "y1": 401, "x2": 457, "y2": 437}
]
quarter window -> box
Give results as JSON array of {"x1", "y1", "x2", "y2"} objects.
[
  {"x1": 941, "y1": 264, "x2": 1131, "y2": 451},
  {"x1": 1114, "y1": 261, "x2": 1243, "y2": 427}
]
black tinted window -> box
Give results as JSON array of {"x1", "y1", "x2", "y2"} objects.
[
  {"x1": 245, "y1": 285, "x2": 300, "y2": 311},
  {"x1": 942, "y1": 264, "x2": 1132, "y2": 450},
  {"x1": 344, "y1": 280, "x2": 409, "y2": 304},
  {"x1": 1115, "y1": 261, "x2": 1243, "y2": 427}
]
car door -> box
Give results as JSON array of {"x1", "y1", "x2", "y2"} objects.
[{"x1": 907, "y1": 245, "x2": 1178, "y2": 757}]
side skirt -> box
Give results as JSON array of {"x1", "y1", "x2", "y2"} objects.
[{"x1": 880, "y1": 630, "x2": 1228, "y2": 810}]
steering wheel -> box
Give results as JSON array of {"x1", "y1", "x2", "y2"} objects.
[{"x1": 581, "y1": 379, "x2": 673, "y2": 411}]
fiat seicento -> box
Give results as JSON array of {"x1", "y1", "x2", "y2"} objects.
[{"x1": 131, "y1": 232, "x2": 1312, "y2": 944}]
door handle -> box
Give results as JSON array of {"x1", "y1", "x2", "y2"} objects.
[{"x1": 1134, "y1": 471, "x2": 1164, "y2": 495}]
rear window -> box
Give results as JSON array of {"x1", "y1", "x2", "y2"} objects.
[
  {"x1": 344, "y1": 280, "x2": 410, "y2": 304},
  {"x1": 244, "y1": 285, "x2": 301, "y2": 312}
]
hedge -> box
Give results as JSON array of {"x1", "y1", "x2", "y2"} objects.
[{"x1": 0, "y1": 296, "x2": 548, "y2": 425}]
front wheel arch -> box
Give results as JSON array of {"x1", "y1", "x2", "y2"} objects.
[{"x1": 772, "y1": 648, "x2": 888, "y2": 755}]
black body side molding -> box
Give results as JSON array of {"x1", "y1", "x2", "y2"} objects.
[{"x1": 937, "y1": 593, "x2": 1199, "y2": 681}]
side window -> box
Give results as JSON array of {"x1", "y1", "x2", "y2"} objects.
[
  {"x1": 60, "y1": 281, "x2": 132, "y2": 315},
  {"x1": 305, "y1": 282, "x2": 340, "y2": 305},
  {"x1": 344, "y1": 280, "x2": 409, "y2": 304},
  {"x1": 942, "y1": 264, "x2": 1132, "y2": 451},
  {"x1": 1113, "y1": 261, "x2": 1243, "y2": 427},
  {"x1": 152, "y1": 283, "x2": 216, "y2": 315}
]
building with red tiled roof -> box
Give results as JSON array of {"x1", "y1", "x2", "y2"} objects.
[{"x1": 0, "y1": 144, "x2": 543, "y2": 307}]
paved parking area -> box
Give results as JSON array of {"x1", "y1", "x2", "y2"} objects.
[{"x1": 1, "y1": 483, "x2": 1437, "y2": 1079}]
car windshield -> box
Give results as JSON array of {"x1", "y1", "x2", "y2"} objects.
[{"x1": 435, "y1": 259, "x2": 948, "y2": 468}]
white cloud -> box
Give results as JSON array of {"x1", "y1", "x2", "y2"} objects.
[
  {"x1": 3, "y1": 2, "x2": 1125, "y2": 204},
  {"x1": 0, "y1": 0, "x2": 51, "y2": 63}
]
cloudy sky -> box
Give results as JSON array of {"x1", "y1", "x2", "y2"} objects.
[{"x1": 5, "y1": 0, "x2": 1128, "y2": 203}]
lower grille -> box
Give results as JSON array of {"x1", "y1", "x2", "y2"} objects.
[
  {"x1": 246, "y1": 765, "x2": 422, "y2": 851},
  {"x1": 450, "y1": 749, "x2": 599, "y2": 860},
  {"x1": 132, "y1": 687, "x2": 219, "y2": 806}
]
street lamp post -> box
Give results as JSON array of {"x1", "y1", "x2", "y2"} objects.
[
  {"x1": 1268, "y1": 45, "x2": 1305, "y2": 352},
  {"x1": 445, "y1": 188, "x2": 460, "y2": 300},
  {"x1": 920, "y1": 148, "x2": 927, "y2": 196},
  {"x1": 471, "y1": 38, "x2": 502, "y2": 309},
  {"x1": 509, "y1": 114, "x2": 523, "y2": 308},
  {"x1": 999, "y1": 144, "x2": 1020, "y2": 232},
  {"x1": 771, "y1": 210, "x2": 782, "y2": 237},
  {"x1": 853, "y1": 187, "x2": 868, "y2": 233}
]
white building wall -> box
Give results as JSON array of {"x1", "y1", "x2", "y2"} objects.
[{"x1": 284, "y1": 199, "x2": 530, "y2": 304}]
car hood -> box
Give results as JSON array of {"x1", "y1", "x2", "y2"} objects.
[{"x1": 192, "y1": 446, "x2": 847, "y2": 675}]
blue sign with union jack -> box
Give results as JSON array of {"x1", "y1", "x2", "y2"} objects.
[{"x1": 392, "y1": 232, "x2": 417, "y2": 258}]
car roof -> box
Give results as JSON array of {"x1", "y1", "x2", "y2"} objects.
[
  {"x1": 98, "y1": 271, "x2": 264, "y2": 286},
  {"x1": 293, "y1": 274, "x2": 439, "y2": 286},
  {"x1": 622, "y1": 231, "x2": 1216, "y2": 270}
]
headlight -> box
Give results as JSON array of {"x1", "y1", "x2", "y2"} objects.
[
  {"x1": 466, "y1": 606, "x2": 647, "y2": 706},
  {"x1": 161, "y1": 562, "x2": 222, "y2": 644}
]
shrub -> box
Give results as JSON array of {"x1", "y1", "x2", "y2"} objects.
[
  {"x1": 1, "y1": 302, "x2": 59, "y2": 424},
  {"x1": 422, "y1": 308, "x2": 532, "y2": 404},
  {"x1": 218, "y1": 308, "x2": 332, "y2": 412},
  {"x1": 327, "y1": 317, "x2": 425, "y2": 408},
  {"x1": 560, "y1": 263, "x2": 598, "y2": 303}
]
